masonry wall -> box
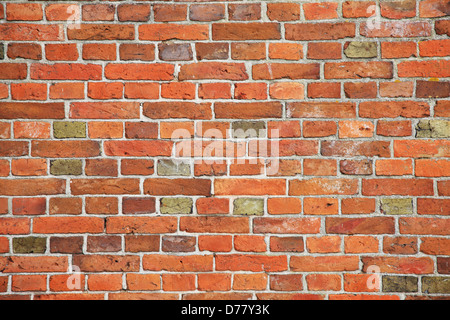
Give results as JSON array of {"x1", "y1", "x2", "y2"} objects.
[{"x1": 0, "y1": 0, "x2": 449, "y2": 300}]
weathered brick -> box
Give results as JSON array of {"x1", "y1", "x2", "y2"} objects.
[{"x1": 13, "y1": 237, "x2": 46, "y2": 254}]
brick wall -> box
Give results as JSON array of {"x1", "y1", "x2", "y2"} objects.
[{"x1": 0, "y1": 0, "x2": 449, "y2": 300}]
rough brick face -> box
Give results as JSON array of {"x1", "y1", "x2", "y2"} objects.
[{"x1": 0, "y1": 0, "x2": 448, "y2": 302}]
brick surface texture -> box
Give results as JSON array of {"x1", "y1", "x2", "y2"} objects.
[{"x1": 0, "y1": 0, "x2": 449, "y2": 301}]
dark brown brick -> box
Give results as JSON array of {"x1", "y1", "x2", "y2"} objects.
[
  {"x1": 87, "y1": 236, "x2": 122, "y2": 253},
  {"x1": 50, "y1": 236, "x2": 83, "y2": 254},
  {"x1": 416, "y1": 80, "x2": 450, "y2": 98},
  {"x1": 122, "y1": 197, "x2": 156, "y2": 214},
  {"x1": 162, "y1": 236, "x2": 196, "y2": 252},
  {"x1": 158, "y1": 43, "x2": 193, "y2": 61}
]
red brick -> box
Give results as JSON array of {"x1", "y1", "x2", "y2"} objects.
[
  {"x1": 419, "y1": 0, "x2": 450, "y2": 17},
  {"x1": 398, "y1": 60, "x2": 450, "y2": 78},
  {"x1": 139, "y1": 24, "x2": 208, "y2": 41},
  {"x1": 377, "y1": 121, "x2": 412, "y2": 137},
  {"x1": 118, "y1": 4, "x2": 150, "y2": 22},
  {"x1": 233, "y1": 274, "x2": 267, "y2": 290},
  {"x1": 216, "y1": 254, "x2": 287, "y2": 272},
  {"x1": 196, "y1": 198, "x2": 229, "y2": 215},
  {"x1": 325, "y1": 62, "x2": 393, "y2": 79},
  {"x1": 303, "y1": 2, "x2": 339, "y2": 20},
  {"x1": 290, "y1": 178, "x2": 358, "y2": 196},
  {"x1": 198, "y1": 274, "x2": 231, "y2": 291},
  {"x1": 307, "y1": 83, "x2": 341, "y2": 99},
  {"x1": 70, "y1": 178, "x2": 140, "y2": 195},
  {"x1": 420, "y1": 238, "x2": 450, "y2": 255},
  {"x1": 198, "y1": 83, "x2": 231, "y2": 99},
  {"x1": 198, "y1": 235, "x2": 233, "y2": 252},
  {"x1": 31, "y1": 64, "x2": 101, "y2": 81},
  {"x1": 88, "y1": 83, "x2": 123, "y2": 100},
  {"x1": 46, "y1": 4, "x2": 80, "y2": 22},
  {"x1": 400, "y1": 217, "x2": 450, "y2": 235},
  {"x1": 6, "y1": 3, "x2": 43, "y2": 21},
  {"x1": 231, "y1": 43, "x2": 266, "y2": 60},
  {"x1": 436, "y1": 20, "x2": 450, "y2": 36},
  {"x1": 153, "y1": 4, "x2": 187, "y2": 22},
  {"x1": 303, "y1": 159, "x2": 337, "y2": 176},
  {"x1": 181, "y1": 217, "x2": 249, "y2": 234},
  {"x1": 0, "y1": 179, "x2": 65, "y2": 196},
  {"x1": 68, "y1": 24, "x2": 134, "y2": 41},
  {"x1": 307, "y1": 274, "x2": 341, "y2": 291},
  {"x1": 143, "y1": 255, "x2": 213, "y2": 272},
  {"x1": 290, "y1": 256, "x2": 359, "y2": 272},
  {"x1": 254, "y1": 217, "x2": 321, "y2": 234},
  {"x1": 267, "y1": 3, "x2": 300, "y2": 21},
  {"x1": 179, "y1": 62, "x2": 248, "y2": 81},
  {"x1": 253, "y1": 63, "x2": 320, "y2": 80},
  {"x1": 362, "y1": 256, "x2": 434, "y2": 274},
  {"x1": 11, "y1": 83, "x2": 47, "y2": 101},
  {"x1": 105, "y1": 63, "x2": 174, "y2": 81},
  {"x1": 327, "y1": 217, "x2": 395, "y2": 235},
  {"x1": 119, "y1": 44, "x2": 155, "y2": 61},
  {"x1": 73, "y1": 255, "x2": 139, "y2": 273},
  {"x1": 213, "y1": 23, "x2": 280, "y2": 40},
  {"x1": 49, "y1": 198, "x2": 82, "y2": 215},
  {"x1": 379, "y1": 82, "x2": 414, "y2": 98},
  {"x1": 342, "y1": 1, "x2": 376, "y2": 18},
  {"x1": 85, "y1": 197, "x2": 118, "y2": 213},
  {"x1": 88, "y1": 122, "x2": 123, "y2": 139},
  {"x1": 107, "y1": 217, "x2": 176, "y2": 235},
  {"x1": 361, "y1": 21, "x2": 432, "y2": 38},
  {"x1": 360, "y1": 101, "x2": 429, "y2": 118},
  {"x1": 83, "y1": 43, "x2": 116, "y2": 61},
  {"x1": 0, "y1": 256, "x2": 68, "y2": 273},
  {"x1": 383, "y1": 237, "x2": 418, "y2": 255},
  {"x1": 145, "y1": 178, "x2": 211, "y2": 196},
  {"x1": 306, "y1": 236, "x2": 341, "y2": 253},
  {"x1": 126, "y1": 274, "x2": 160, "y2": 291},
  {"x1": 344, "y1": 82, "x2": 377, "y2": 99},
  {"x1": 11, "y1": 159, "x2": 47, "y2": 176},
  {"x1": 289, "y1": 102, "x2": 355, "y2": 118},
  {"x1": 163, "y1": 274, "x2": 195, "y2": 291},
  {"x1": 380, "y1": 0, "x2": 416, "y2": 19},
  {"x1": 70, "y1": 102, "x2": 140, "y2": 119},
  {"x1": 124, "y1": 83, "x2": 159, "y2": 100},
  {"x1": 363, "y1": 179, "x2": 434, "y2": 196},
  {"x1": 0, "y1": 24, "x2": 63, "y2": 41},
  {"x1": 7, "y1": 43, "x2": 41, "y2": 60},
  {"x1": 375, "y1": 159, "x2": 413, "y2": 176},
  {"x1": 345, "y1": 236, "x2": 379, "y2": 253},
  {"x1": 34, "y1": 217, "x2": 104, "y2": 234},
  {"x1": 32, "y1": 141, "x2": 100, "y2": 158},
  {"x1": 419, "y1": 39, "x2": 450, "y2": 57},
  {"x1": 45, "y1": 44, "x2": 78, "y2": 61},
  {"x1": 417, "y1": 199, "x2": 450, "y2": 216},
  {"x1": 82, "y1": 4, "x2": 115, "y2": 21},
  {"x1": 394, "y1": 140, "x2": 450, "y2": 158},
  {"x1": 308, "y1": 42, "x2": 342, "y2": 60},
  {"x1": 12, "y1": 275, "x2": 46, "y2": 292},
  {"x1": 122, "y1": 197, "x2": 156, "y2": 214},
  {"x1": 235, "y1": 235, "x2": 266, "y2": 252},
  {"x1": 88, "y1": 274, "x2": 122, "y2": 291},
  {"x1": 269, "y1": 43, "x2": 303, "y2": 60},
  {"x1": 162, "y1": 83, "x2": 196, "y2": 100},
  {"x1": 286, "y1": 23, "x2": 355, "y2": 40},
  {"x1": 381, "y1": 41, "x2": 417, "y2": 59},
  {"x1": 50, "y1": 83, "x2": 85, "y2": 100}
]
